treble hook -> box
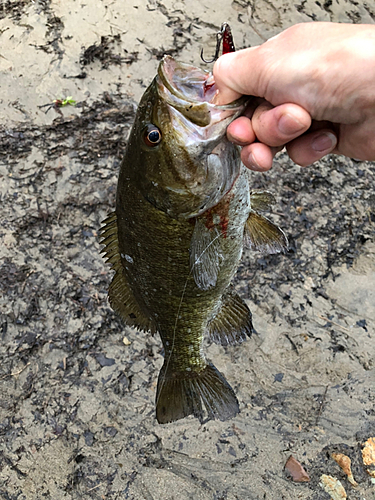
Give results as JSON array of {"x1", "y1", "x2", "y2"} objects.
[{"x1": 200, "y1": 22, "x2": 235, "y2": 64}]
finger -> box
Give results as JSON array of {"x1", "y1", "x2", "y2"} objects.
[
  {"x1": 226, "y1": 98, "x2": 264, "y2": 144},
  {"x1": 252, "y1": 102, "x2": 312, "y2": 147},
  {"x1": 213, "y1": 47, "x2": 262, "y2": 104},
  {"x1": 240, "y1": 143, "x2": 283, "y2": 171},
  {"x1": 226, "y1": 116, "x2": 256, "y2": 145},
  {"x1": 286, "y1": 129, "x2": 338, "y2": 166}
]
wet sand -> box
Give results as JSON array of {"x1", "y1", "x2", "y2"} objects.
[{"x1": 0, "y1": 1, "x2": 374, "y2": 498}]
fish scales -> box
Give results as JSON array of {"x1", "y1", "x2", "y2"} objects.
[
  {"x1": 116, "y1": 169, "x2": 250, "y2": 362},
  {"x1": 101, "y1": 55, "x2": 288, "y2": 424}
]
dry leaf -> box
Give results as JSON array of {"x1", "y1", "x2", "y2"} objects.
[
  {"x1": 320, "y1": 474, "x2": 347, "y2": 500},
  {"x1": 331, "y1": 452, "x2": 358, "y2": 487},
  {"x1": 284, "y1": 455, "x2": 310, "y2": 482},
  {"x1": 362, "y1": 437, "x2": 375, "y2": 478}
]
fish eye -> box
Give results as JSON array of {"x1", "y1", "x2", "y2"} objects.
[{"x1": 143, "y1": 124, "x2": 162, "y2": 147}]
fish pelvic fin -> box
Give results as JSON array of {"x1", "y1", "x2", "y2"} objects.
[
  {"x1": 156, "y1": 362, "x2": 239, "y2": 424},
  {"x1": 250, "y1": 190, "x2": 276, "y2": 211},
  {"x1": 244, "y1": 211, "x2": 288, "y2": 254},
  {"x1": 208, "y1": 290, "x2": 253, "y2": 346},
  {"x1": 100, "y1": 212, "x2": 157, "y2": 334}
]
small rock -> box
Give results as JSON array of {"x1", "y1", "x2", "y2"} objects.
[
  {"x1": 103, "y1": 426, "x2": 118, "y2": 437},
  {"x1": 274, "y1": 372, "x2": 284, "y2": 383},
  {"x1": 84, "y1": 430, "x2": 95, "y2": 447},
  {"x1": 95, "y1": 353, "x2": 116, "y2": 367}
]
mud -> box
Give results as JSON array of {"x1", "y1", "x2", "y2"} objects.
[{"x1": 0, "y1": 1, "x2": 374, "y2": 499}]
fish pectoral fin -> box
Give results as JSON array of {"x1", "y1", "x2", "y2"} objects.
[
  {"x1": 250, "y1": 190, "x2": 276, "y2": 211},
  {"x1": 189, "y1": 217, "x2": 222, "y2": 290},
  {"x1": 244, "y1": 211, "x2": 288, "y2": 254},
  {"x1": 156, "y1": 362, "x2": 239, "y2": 424},
  {"x1": 100, "y1": 212, "x2": 157, "y2": 334},
  {"x1": 207, "y1": 290, "x2": 253, "y2": 346}
]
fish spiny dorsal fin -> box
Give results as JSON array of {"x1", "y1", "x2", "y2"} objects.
[
  {"x1": 244, "y1": 211, "x2": 288, "y2": 254},
  {"x1": 100, "y1": 212, "x2": 157, "y2": 334},
  {"x1": 189, "y1": 216, "x2": 223, "y2": 290},
  {"x1": 100, "y1": 213, "x2": 122, "y2": 272},
  {"x1": 207, "y1": 290, "x2": 253, "y2": 346},
  {"x1": 108, "y1": 273, "x2": 157, "y2": 334},
  {"x1": 156, "y1": 361, "x2": 239, "y2": 424},
  {"x1": 250, "y1": 190, "x2": 276, "y2": 211}
]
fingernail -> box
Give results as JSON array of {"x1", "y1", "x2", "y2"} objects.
[
  {"x1": 211, "y1": 90, "x2": 220, "y2": 105},
  {"x1": 312, "y1": 132, "x2": 337, "y2": 152},
  {"x1": 247, "y1": 152, "x2": 264, "y2": 171},
  {"x1": 278, "y1": 113, "x2": 306, "y2": 136}
]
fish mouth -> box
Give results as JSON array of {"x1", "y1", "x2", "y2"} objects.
[{"x1": 157, "y1": 55, "x2": 246, "y2": 130}]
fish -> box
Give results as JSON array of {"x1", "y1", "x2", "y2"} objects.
[{"x1": 100, "y1": 54, "x2": 288, "y2": 424}]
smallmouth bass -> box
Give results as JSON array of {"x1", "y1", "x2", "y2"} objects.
[{"x1": 101, "y1": 55, "x2": 287, "y2": 424}]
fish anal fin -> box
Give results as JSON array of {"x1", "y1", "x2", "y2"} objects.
[
  {"x1": 100, "y1": 212, "x2": 157, "y2": 334},
  {"x1": 208, "y1": 291, "x2": 253, "y2": 346},
  {"x1": 245, "y1": 211, "x2": 288, "y2": 254},
  {"x1": 250, "y1": 190, "x2": 276, "y2": 211},
  {"x1": 156, "y1": 362, "x2": 239, "y2": 424}
]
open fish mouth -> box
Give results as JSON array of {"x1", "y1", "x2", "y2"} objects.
[
  {"x1": 158, "y1": 55, "x2": 219, "y2": 106},
  {"x1": 157, "y1": 55, "x2": 246, "y2": 131}
]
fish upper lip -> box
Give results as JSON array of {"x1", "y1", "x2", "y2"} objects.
[
  {"x1": 158, "y1": 55, "x2": 246, "y2": 109},
  {"x1": 157, "y1": 55, "x2": 247, "y2": 129}
]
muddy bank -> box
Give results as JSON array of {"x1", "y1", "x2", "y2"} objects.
[{"x1": 1, "y1": 1, "x2": 374, "y2": 499}]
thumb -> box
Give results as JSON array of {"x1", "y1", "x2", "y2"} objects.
[{"x1": 213, "y1": 46, "x2": 263, "y2": 105}]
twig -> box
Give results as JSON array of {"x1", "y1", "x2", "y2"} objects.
[
  {"x1": 317, "y1": 315, "x2": 349, "y2": 332},
  {"x1": 315, "y1": 385, "x2": 329, "y2": 426},
  {"x1": 0, "y1": 362, "x2": 31, "y2": 380},
  {"x1": 285, "y1": 333, "x2": 299, "y2": 353},
  {"x1": 86, "y1": 482, "x2": 104, "y2": 493}
]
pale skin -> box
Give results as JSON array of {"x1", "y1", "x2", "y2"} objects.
[{"x1": 213, "y1": 22, "x2": 375, "y2": 171}]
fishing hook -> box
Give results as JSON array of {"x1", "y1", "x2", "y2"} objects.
[{"x1": 200, "y1": 22, "x2": 235, "y2": 64}]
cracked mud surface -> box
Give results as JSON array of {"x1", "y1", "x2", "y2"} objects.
[{"x1": 1, "y1": 1, "x2": 374, "y2": 499}]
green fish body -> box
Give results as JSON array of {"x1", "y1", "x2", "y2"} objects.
[{"x1": 101, "y1": 56, "x2": 287, "y2": 424}]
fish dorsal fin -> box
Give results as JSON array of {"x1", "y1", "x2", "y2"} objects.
[
  {"x1": 100, "y1": 213, "x2": 157, "y2": 334},
  {"x1": 250, "y1": 190, "x2": 276, "y2": 211},
  {"x1": 244, "y1": 211, "x2": 288, "y2": 254},
  {"x1": 189, "y1": 216, "x2": 223, "y2": 290},
  {"x1": 207, "y1": 290, "x2": 253, "y2": 346}
]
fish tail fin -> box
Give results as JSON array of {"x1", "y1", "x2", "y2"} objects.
[{"x1": 156, "y1": 362, "x2": 239, "y2": 424}]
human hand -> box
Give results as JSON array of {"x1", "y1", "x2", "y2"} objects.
[{"x1": 213, "y1": 22, "x2": 375, "y2": 170}]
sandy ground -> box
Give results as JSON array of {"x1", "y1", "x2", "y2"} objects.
[{"x1": 1, "y1": 1, "x2": 375, "y2": 499}]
